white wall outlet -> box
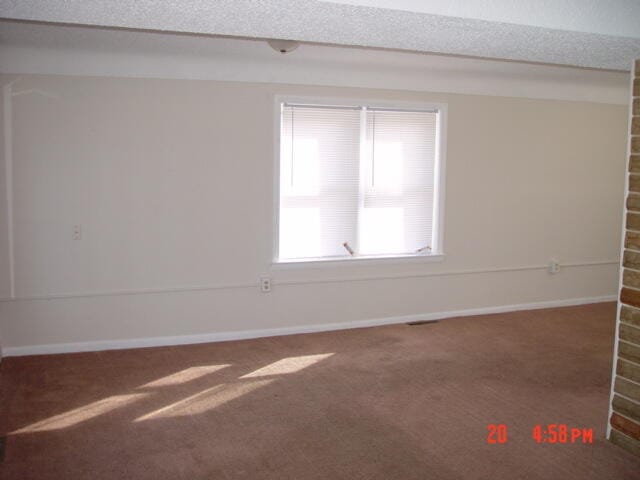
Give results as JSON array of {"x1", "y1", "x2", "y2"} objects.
[
  {"x1": 548, "y1": 259, "x2": 560, "y2": 274},
  {"x1": 259, "y1": 276, "x2": 272, "y2": 293},
  {"x1": 72, "y1": 224, "x2": 82, "y2": 240}
]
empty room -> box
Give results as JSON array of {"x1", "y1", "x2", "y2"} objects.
[{"x1": 1, "y1": 1, "x2": 640, "y2": 479}]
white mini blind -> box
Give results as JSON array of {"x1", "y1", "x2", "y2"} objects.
[
  {"x1": 279, "y1": 105, "x2": 361, "y2": 260},
  {"x1": 361, "y1": 109, "x2": 437, "y2": 255},
  {"x1": 278, "y1": 103, "x2": 439, "y2": 261}
]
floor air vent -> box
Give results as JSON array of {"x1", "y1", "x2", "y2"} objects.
[{"x1": 406, "y1": 320, "x2": 439, "y2": 326}]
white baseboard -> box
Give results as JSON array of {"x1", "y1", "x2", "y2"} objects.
[{"x1": 1, "y1": 294, "x2": 617, "y2": 357}]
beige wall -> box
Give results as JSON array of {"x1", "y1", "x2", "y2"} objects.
[{"x1": 0, "y1": 74, "x2": 629, "y2": 353}]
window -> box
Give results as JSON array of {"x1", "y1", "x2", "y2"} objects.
[{"x1": 275, "y1": 98, "x2": 446, "y2": 264}]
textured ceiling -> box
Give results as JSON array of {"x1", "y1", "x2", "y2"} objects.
[
  {"x1": 1, "y1": 0, "x2": 639, "y2": 71},
  {"x1": 323, "y1": 0, "x2": 640, "y2": 38}
]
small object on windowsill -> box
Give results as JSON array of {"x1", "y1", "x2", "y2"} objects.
[
  {"x1": 343, "y1": 242, "x2": 355, "y2": 256},
  {"x1": 416, "y1": 245, "x2": 431, "y2": 254}
]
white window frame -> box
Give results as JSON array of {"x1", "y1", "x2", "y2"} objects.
[{"x1": 271, "y1": 95, "x2": 447, "y2": 268}]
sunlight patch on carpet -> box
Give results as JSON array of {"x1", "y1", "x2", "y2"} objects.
[
  {"x1": 12, "y1": 394, "x2": 147, "y2": 433},
  {"x1": 134, "y1": 379, "x2": 273, "y2": 421},
  {"x1": 140, "y1": 365, "x2": 230, "y2": 388},
  {"x1": 240, "y1": 353, "x2": 334, "y2": 378}
]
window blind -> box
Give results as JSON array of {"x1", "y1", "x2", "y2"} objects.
[
  {"x1": 361, "y1": 108, "x2": 437, "y2": 255},
  {"x1": 279, "y1": 105, "x2": 361, "y2": 260},
  {"x1": 278, "y1": 103, "x2": 438, "y2": 261}
]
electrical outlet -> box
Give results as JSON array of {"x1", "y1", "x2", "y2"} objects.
[
  {"x1": 259, "y1": 276, "x2": 272, "y2": 293},
  {"x1": 548, "y1": 259, "x2": 560, "y2": 274},
  {"x1": 72, "y1": 224, "x2": 82, "y2": 240}
]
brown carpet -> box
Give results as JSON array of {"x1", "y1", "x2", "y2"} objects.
[{"x1": 1, "y1": 302, "x2": 639, "y2": 479}]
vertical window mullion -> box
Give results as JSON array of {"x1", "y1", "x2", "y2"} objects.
[
  {"x1": 431, "y1": 111, "x2": 442, "y2": 253},
  {"x1": 356, "y1": 106, "x2": 368, "y2": 256}
]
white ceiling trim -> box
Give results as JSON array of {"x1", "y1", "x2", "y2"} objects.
[
  {"x1": 1, "y1": 0, "x2": 639, "y2": 71},
  {"x1": 0, "y1": 22, "x2": 629, "y2": 105}
]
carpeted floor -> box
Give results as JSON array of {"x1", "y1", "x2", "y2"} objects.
[{"x1": 1, "y1": 302, "x2": 639, "y2": 479}]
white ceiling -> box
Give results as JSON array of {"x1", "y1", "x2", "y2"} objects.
[{"x1": 1, "y1": 0, "x2": 639, "y2": 71}]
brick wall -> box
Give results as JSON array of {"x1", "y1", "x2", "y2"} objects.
[{"x1": 610, "y1": 59, "x2": 640, "y2": 457}]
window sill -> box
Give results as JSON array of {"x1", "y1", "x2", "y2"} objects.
[{"x1": 272, "y1": 253, "x2": 445, "y2": 269}]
